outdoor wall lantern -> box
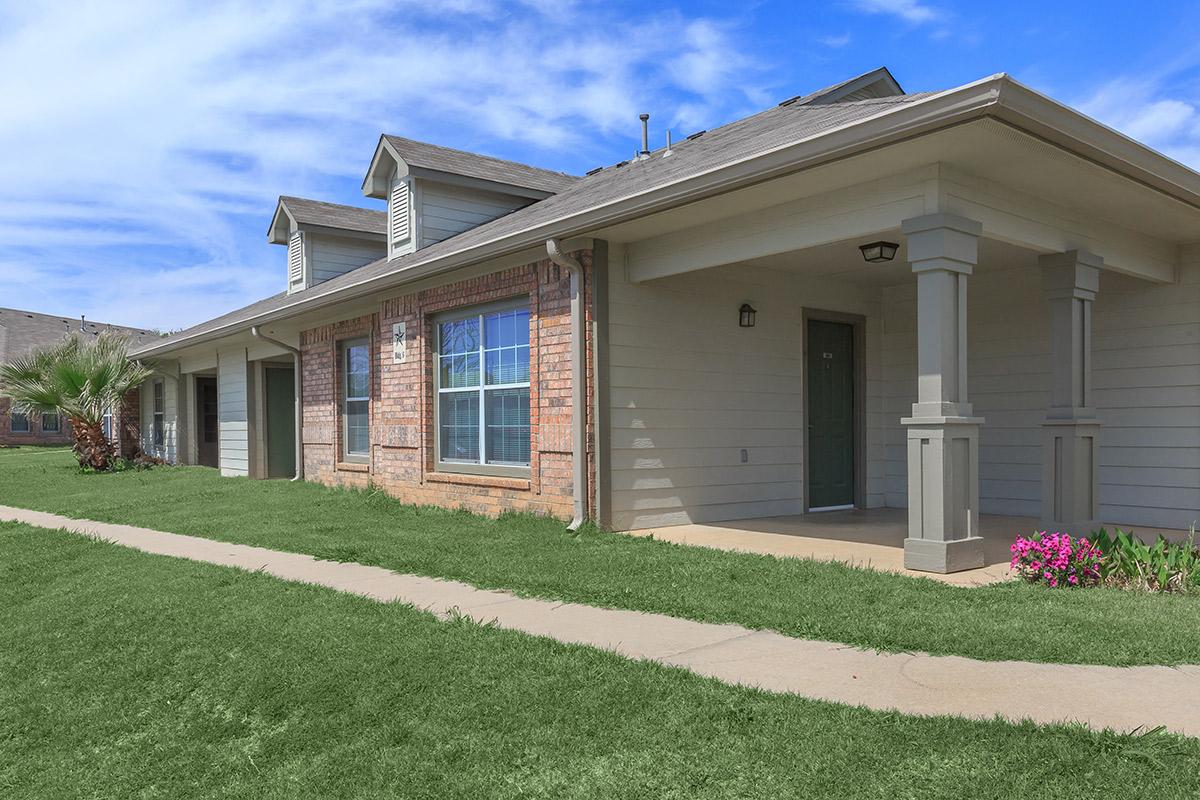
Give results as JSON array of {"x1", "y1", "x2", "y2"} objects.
[
  {"x1": 859, "y1": 240, "x2": 899, "y2": 263},
  {"x1": 739, "y1": 303, "x2": 757, "y2": 328}
]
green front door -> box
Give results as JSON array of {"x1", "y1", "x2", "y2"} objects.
[
  {"x1": 807, "y1": 319, "x2": 855, "y2": 509},
  {"x1": 265, "y1": 366, "x2": 296, "y2": 479}
]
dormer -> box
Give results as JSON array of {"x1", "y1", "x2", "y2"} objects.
[
  {"x1": 362, "y1": 135, "x2": 577, "y2": 258},
  {"x1": 268, "y1": 197, "x2": 388, "y2": 294}
]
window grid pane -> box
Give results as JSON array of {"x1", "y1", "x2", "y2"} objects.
[
  {"x1": 345, "y1": 399, "x2": 369, "y2": 456},
  {"x1": 342, "y1": 339, "x2": 370, "y2": 458},
  {"x1": 11, "y1": 413, "x2": 28, "y2": 433},
  {"x1": 439, "y1": 392, "x2": 480, "y2": 462},
  {"x1": 485, "y1": 388, "x2": 530, "y2": 465},
  {"x1": 436, "y1": 306, "x2": 530, "y2": 468}
]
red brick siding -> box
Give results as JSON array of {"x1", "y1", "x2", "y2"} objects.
[
  {"x1": 0, "y1": 396, "x2": 72, "y2": 446},
  {"x1": 301, "y1": 313, "x2": 379, "y2": 490},
  {"x1": 299, "y1": 251, "x2": 594, "y2": 520},
  {"x1": 116, "y1": 389, "x2": 141, "y2": 458},
  {"x1": 0, "y1": 389, "x2": 142, "y2": 452}
]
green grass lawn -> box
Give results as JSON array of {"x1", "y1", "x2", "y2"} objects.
[
  {"x1": 3, "y1": 520, "x2": 1198, "y2": 799},
  {"x1": 0, "y1": 447, "x2": 1197, "y2": 667}
]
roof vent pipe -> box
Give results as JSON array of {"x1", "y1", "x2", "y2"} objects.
[
  {"x1": 638, "y1": 113, "x2": 650, "y2": 159},
  {"x1": 663, "y1": 129, "x2": 673, "y2": 158}
]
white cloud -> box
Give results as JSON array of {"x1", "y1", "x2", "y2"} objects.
[
  {"x1": 1076, "y1": 76, "x2": 1200, "y2": 167},
  {"x1": 847, "y1": 0, "x2": 939, "y2": 24},
  {"x1": 0, "y1": 0, "x2": 767, "y2": 329},
  {"x1": 818, "y1": 33, "x2": 852, "y2": 48}
]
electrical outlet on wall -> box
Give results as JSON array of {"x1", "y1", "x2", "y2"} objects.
[{"x1": 740, "y1": 448, "x2": 749, "y2": 463}]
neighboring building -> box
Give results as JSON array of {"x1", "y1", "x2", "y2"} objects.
[
  {"x1": 0, "y1": 308, "x2": 153, "y2": 446},
  {"x1": 131, "y1": 67, "x2": 1200, "y2": 572}
]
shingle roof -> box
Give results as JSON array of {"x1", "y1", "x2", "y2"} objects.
[
  {"x1": 383, "y1": 135, "x2": 579, "y2": 194},
  {"x1": 138, "y1": 90, "x2": 941, "y2": 356},
  {"x1": 0, "y1": 307, "x2": 155, "y2": 365},
  {"x1": 278, "y1": 196, "x2": 386, "y2": 235}
]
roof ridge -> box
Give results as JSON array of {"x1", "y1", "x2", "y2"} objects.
[
  {"x1": 382, "y1": 133, "x2": 577, "y2": 181},
  {"x1": 280, "y1": 195, "x2": 386, "y2": 214}
]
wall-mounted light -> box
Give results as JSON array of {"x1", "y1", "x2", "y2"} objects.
[
  {"x1": 739, "y1": 303, "x2": 757, "y2": 328},
  {"x1": 859, "y1": 240, "x2": 899, "y2": 263}
]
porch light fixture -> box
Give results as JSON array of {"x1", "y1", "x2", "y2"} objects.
[
  {"x1": 859, "y1": 240, "x2": 899, "y2": 263},
  {"x1": 739, "y1": 303, "x2": 757, "y2": 328}
]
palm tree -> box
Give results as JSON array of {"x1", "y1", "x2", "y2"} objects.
[{"x1": 0, "y1": 331, "x2": 152, "y2": 470}]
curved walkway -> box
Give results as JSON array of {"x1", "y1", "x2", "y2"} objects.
[{"x1": 4, "y1": 505, "x2": 1197, "y2": 737}]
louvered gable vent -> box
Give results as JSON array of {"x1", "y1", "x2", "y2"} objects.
[
  {"x1": 287, "y1": 231, "x2": 304, "y2": 284},
  {"x1": 389, "y1": 179, "x2": 411, "y2": 247}
]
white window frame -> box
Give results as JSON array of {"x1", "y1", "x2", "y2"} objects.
[
  {"x1": 102, "y1": 406, "x2": 114, "y2": 441},
  {"x1": 434, "y1": 299, "x2": 531, "y2": 479},
  {"x1": 10, "y1": 411, "x2": 29, "y2": 434},
  {"x1": 340, "y1": 337, "x2": 371, "y2": 463},
  {"x1": 41, "y1": 411, "x2": 60, "y2": 433},
  {"x1": 152, "y1": 379, "x2": 165, "y2": 449}
]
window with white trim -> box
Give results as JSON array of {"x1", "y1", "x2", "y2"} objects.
[
  {"x1": 102, "y1": 406, "x2": 114, "y2": 440},
  {"x1": 435, "y1": 302, "x2": 530, "y2": 476},
  {"x1": 41, "y1": 411, "x2": 60, "y2": 433},
  {"x1": 341, "y1": 338, "x2": 370, "y2": 462},
  {"x1": 10, "y1": 412, "x2": 29, "y2": 433},
  {"x1": 152, "y1": 380, "x2": 165, "y2": 449}
]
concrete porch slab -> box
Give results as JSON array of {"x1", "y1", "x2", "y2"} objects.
[{"x1": 624, "y1": 508, "x2": 1191, "y2": 586}]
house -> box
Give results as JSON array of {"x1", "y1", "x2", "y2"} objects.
[
  {"x1": 0, "y1": 308, "x2": 153, "y2": 447},
  {"x1": 129, "y1": 67, "x2": 1200, "y2": 573}
]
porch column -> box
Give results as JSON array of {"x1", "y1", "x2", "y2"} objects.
[
  {"x1": 1039, "y1": 250, "x2": 1102, "y2": 535},
  {"x1": 901, "y1": 213, "x2": 986, "y2": 573}
]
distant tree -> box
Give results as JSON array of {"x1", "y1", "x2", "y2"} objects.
[{"x1": 0, "y1": 332, "x2": 152, "y2": 470}]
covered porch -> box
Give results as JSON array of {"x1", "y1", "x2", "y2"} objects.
[
  {"x1": 627, "y1": 508, "x2": 1192, "y2": 586},
  {"x1": 597, "y1": 116, "x2": 1200, "y2": 573}
]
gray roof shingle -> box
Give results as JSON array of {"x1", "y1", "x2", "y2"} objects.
[
  {"x1": 278, "y1": 196, "x2": 386, "y2": 236},
  {"x1": 0, "y1": 308, "x2": 155, "y2": 365},
  {"x1": 138, "y1": 89, "x2": 943, "y2": 356},
  {"x1": 383, "y1": 135, "x2": 579, "y2": 194}
]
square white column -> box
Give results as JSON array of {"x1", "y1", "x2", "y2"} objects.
[
  {"x1": 901, "y1": 213, "x2": 985, "y2": 573},
  {"x1": 1039, "y1": 250, "x2": 1102, "y2": 535}
]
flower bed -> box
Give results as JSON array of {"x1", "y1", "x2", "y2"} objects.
[
  {"x1": 1012, "y1": 529, "x2": 1200, "y2": 594},
  {"x1": 1010, "y1": 532, "x2": 1102, "y2": 588}
]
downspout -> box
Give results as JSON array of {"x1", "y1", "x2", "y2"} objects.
[
  {"x1": 250, "y1": 326, "x2": 304, "y2": 481},
  {"x1": 546, "y1": 239, "x2": 587, "y2": 531}
]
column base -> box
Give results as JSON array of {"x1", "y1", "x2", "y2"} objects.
[
  {"x1": 1041, "y1": 417, "x2": 1101, "y2": 540},
  {"x1": 904, "y1": 536, "x2": 986, "y2": 573}
]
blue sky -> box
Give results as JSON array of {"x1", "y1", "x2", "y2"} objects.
[{"x1": 4, "y1": 0, "x2": 1200, "y2": 330}]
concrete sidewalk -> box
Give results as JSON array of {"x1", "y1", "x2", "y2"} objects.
[{"x1": 3, "y1": 504, "x2": 1198, "y2": 738}]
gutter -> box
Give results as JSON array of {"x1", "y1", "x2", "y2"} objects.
[
  {"x1": 134, "y1": 73, "x2": 1200, "y2": 360},
  {"x1": 545, "y1": 239, "x2": 587, "y2": 531},
  {"x1": 250, "y1": 327, "x2": 304, "y2": 482}
]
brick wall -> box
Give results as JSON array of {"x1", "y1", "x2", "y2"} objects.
[
  {"x1": 116, "y1": 389, "x2": 141, "y2": 458},
  {"x1": 299, "y1": 251, "x2": 594, "y2": 520},
  {"x1": 0, "y1": 390, "x2": 142, "y2": 451},
  {"x1": 0, "y1": 396, "x2": 72, "y2": 446}
]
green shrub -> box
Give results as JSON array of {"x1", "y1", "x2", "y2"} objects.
[{"x1": 1092, "y1": 527, "x2": 1200, "y2": 594}]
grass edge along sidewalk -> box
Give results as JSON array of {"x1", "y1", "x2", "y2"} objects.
[{"x1": 0, "y1": 447, "x2": 1198, "y2": 667}]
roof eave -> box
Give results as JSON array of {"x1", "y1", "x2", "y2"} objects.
[
  {"x1": 990, "y1": 77, "x2": 1200, "y2": 210},
  {"x1": 135, "y1": 74, "x2": 1200, "y2": 359}
]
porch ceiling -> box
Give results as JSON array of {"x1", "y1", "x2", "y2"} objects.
[
  {"x1": 612, "y1": 118, "x2": 1200, "y2": 286},
  {"x1": 728, "y1": 235, "x2": 1038, "y2": 288}
]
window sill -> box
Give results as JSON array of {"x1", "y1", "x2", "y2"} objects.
[
  {"x1": 425, "y1": 472, "x2": 531, "y2": 491},
  {"x1": 336, "y1": 461, "x2": 370, "y2": 473}
]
